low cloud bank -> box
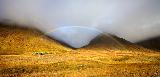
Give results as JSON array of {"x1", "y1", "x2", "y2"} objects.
[{"x1": 0, "y1": 0, "x2": 160, "y2": 48}]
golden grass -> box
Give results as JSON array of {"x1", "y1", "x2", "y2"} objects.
[{"x1": 0, "y1": 24, "x2": 160, "y2": 77}]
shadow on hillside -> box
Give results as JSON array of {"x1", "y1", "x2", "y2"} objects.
[{"x1": 136, "y1": 36, "x2": 160, "y2": 51}]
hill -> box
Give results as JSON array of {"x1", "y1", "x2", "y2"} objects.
[
  {"x1": 137, "y1": 36, "x2": 160, "y2": 50},
  {"x1": 0, "y1": 23, "x2": 160, "y2": 77}
]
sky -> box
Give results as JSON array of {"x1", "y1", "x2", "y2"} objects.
[{"x1": 0, "y1": 0, "x2": 160, "y2": 48}]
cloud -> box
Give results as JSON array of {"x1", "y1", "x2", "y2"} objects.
[{"x1": 0, "y1": 0, "x2": 160, "y2": 48}]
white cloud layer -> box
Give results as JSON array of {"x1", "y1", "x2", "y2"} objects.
[{"x1": 0, "y1": 0, "x2": 160, "y2": 48}]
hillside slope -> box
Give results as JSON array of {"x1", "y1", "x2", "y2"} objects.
[
  {"x1": 0, "y1": 24, "x2": 160, "y2": 77},
  {"x1": 137, "y1": 36, "x2": 160, "y2": 50}
]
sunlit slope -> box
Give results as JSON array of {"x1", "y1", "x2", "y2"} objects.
[
  {"x1": 0, "y1": 24, "x2": 72, "y2": 55},
  {"x1": 0, "y1": 24, "x2": 160, "y2": 77}
]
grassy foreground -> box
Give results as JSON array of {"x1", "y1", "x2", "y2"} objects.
[{"x1": 0, "y1": 24, "x2": 160, "y2": 77}]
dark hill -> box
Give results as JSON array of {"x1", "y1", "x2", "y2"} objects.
[{"x1": 137, "y1": 36, "x2": 160, "y2": 50}]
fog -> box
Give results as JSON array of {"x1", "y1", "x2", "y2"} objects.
[{"x1": 0, "y1": 0, "x2": 160, "y2": 48}]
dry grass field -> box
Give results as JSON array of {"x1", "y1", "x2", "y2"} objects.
[{"x1": 0, "y1": 24, "x2": 160, "y2": 77}]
